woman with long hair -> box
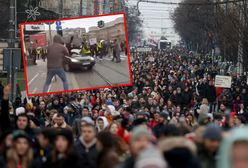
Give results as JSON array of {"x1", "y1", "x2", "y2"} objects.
[
  {"x1": 96, "y1": 131, "x2": 120, "y2": 168},
  {"x1": 45, "y1": 129, "x2": 82, "y2": 168},
  {"x1": 6, "y1": 130, "x2": 33, "y2": 168}
]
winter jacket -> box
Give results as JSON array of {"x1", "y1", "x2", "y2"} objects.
[
  {"x1": 206, "y1": 85, "x2": 217, "y2": 103},
  {"x1": 47, "y1": 35, "x2": 69, "y2": 69},
  {"x1": 159, "y1": 137, "x2": 201, "y2": 168},
  {"x1": 153, "y1": 123, "x2": 164, "y2": 138},
  {"x1": 0, "y1": 99, "x2": 12, "y2": 134},
  {"x1": 197, "y1": 144, "x2": 217, "y2": 168},
  {"x1": 135, "y1": 145, "x2": 167, "y2": 168},
  {"x1": 40, "y1": 151, "x2": 83, "y2": 168},
  {"x1": 74, "y1": 137, "x2": 98, "y2": 168},
  {"x1": 66, "y1": 111, "x2": 81, "y2": 126},
  {"x1": 217, "y1": 126, "x2": 248, "y2": 168},
  {"x1": 97, "y1": 150, "x2": 120, "y2": 168}
]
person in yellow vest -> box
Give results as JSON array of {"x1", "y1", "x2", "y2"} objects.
[
  {"x1": 80, "y1": 43, "x2": 91, "y2": 56},
  {"x1": 97, "y1": 40, "x2": 103, "y2": 60}
]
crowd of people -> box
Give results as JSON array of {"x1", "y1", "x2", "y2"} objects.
[{"x1": 0, "y1": 47, "x2": 248, "y2": 168}]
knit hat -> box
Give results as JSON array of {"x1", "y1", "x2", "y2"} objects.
[
  {"x1": 159, "y1": 112, "x2": 169, "y2": 119},
  {"x1": 56, "y1": 128, "x2": 74, "y2": 144},
  {"x1": 12, "y1": 130, "x2": 30, "y2": 142},
  {"x1": 15, "y1": 107, "x2": 25, "y2": 116},
  {"x1": 81, "y1": 117, "x2": 94, "y2": 125},
  {"x1": 131, "y1": 125, "x2": 153, "y2": 144},
  {"x1": 135, "y1": 145, "x2": 167, "y2": 168},
  {"x1": 203, "y1": 124, "x2": 222, "y2": 141}
]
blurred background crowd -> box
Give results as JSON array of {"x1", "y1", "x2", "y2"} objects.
[{"x1": 0, "y1": 48, "x2": 248, "y2": 168}]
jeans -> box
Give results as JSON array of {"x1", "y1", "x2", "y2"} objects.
[{"x1": 43, "y1": 68, "x2": 69, "y2": 92}]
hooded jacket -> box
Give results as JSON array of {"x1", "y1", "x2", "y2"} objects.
[
  {"x1": 159, "y1": 137, "x2": 201, "y2": 168},
  {"x1": 47, "y1": 35, "x2": 69, "y2": 69},
  {"x1": 217, "y1": 126, "x2": 248, "y2": 168},
  {"x1": 96, "y1": 116, "x2": 109, "y2": 132}
]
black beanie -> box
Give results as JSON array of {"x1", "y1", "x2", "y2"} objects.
[{"x1": 56, "y1": 128, "x2": 74, "y2": 144}]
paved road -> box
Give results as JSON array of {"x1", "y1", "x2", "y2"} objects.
[{"x1": 26, "y1": 54, "x2": 130, "y2": 94}]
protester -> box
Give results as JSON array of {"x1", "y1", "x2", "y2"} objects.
[
  {"x1": 0, "y1": 48, "x2": 247, "y2": 167},
  {"x1": 43, "y1": 34, "x2": 69, "y2": 92},
  {"x1": 96, "y1": 131, "x2": 120, "y2": 168},
  {"x1": 74, "y1": 123, "x2": 97, "y2": 168},
  {"x1": 44, "y1": 128, "x2": 82, "y2": 168}
]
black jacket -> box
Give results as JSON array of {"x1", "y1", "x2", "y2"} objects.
[
  {"x1": 37, "y1": 151, "x2": 83, "y2": 168},
  {"x1": 74, "y1": 138, "x2": 98, "y2": 168},
  {"x1": 206, "y1": 85, "x2": 216, "y2": 103},
  {"x1": 0, "y1": 99, "x2": 12, "y2": 135},
  {"x1": 153, "y1": 123, "x2": 164, "y2": 138}
]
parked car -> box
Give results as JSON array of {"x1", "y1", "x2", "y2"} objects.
[{"x1": 63, "y1": 49, "x2": 95, "y2": 71}]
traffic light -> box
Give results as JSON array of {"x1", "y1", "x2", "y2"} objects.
[{"x1": 98, "y1": 20, "x2": 104, "y2": 28}]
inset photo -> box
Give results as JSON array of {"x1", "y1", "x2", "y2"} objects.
[{"x1": 20, "y1": 13, "x2": 132, "y2": 96}]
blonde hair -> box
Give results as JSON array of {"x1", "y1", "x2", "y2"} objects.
[{"x1": 7, "y1": 145, "x2": 33, "y2": 168}]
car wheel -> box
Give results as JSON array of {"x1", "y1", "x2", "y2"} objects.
[
  {"x1": 64, "y1": 63, "x2": 70, "y2": 72},
  {"x1": 88, "y1": 65, "x2": 94, "y2": 70}
]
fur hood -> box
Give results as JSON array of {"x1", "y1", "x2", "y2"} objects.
[{"x1": 159, "y1": 137, "x2": 197, "y2": 155}]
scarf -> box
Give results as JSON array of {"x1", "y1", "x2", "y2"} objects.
[{"x1": 79, "y1": 136, "x2": 96, "y2": 153}]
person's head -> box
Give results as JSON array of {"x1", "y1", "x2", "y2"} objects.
[
  {"x1": 153, "y1": 111, "x2": 160, "y2": 121},
  {"x1": 53, "y1": 98, "x2": 59, "y2": 105},
  {"x1": 130, "y1": 125, "x2": 153, "y2": 157},
  {"x1": 176, "y1": 106, "x2": 181, "y2": 113},
  {"x1": 53, "y1": 34, "x2": 64, "y2": 45},
  {"x1": 235, "y1": 115, "x2": 246, "y2": 126},
  {"x1": 29, "y1": 117, "x2": 40, "y2": 129},
  {"x1": 38, "y1": 128, "x2": 56, "y2": 148},
  {"x1": 177, "y1": 87, "x2": 181, "y2": 94},
  {"x1": 82, "y1": 124, "x2": 96, "y2": 143},
  {"x1": 113, "y1": 99, "x2": 120, "y2": 107},
  {"x1": 16, "y1": 114, "x2": 29, "y2": 130},
  {"x1": 39, "y1": 101, "x2": 46, "y2": 110},
  {"x1": 11, "y1": 130, "x2": 32, "y2": 157},
  {"x1": 203, "y1": 124, "x2": 222, "y2": 154},
  {"x1": 158, "y1": 112, "x2": 168, "y2": 124},
  {"x1": 231, "y1": 141, "x2": 248, "y2": 168},
  {"x1": 81, "y1": 117, "x2": 94, "y2": 131},
  {"x1": 202, "y1": 98, "x2": 209, "y2": 105},
  {"x1": 82, "y1": 107, "x2": 90, "y2": 117},
  {"x1": 97, "y1": 118, "x2": 104, "y2": 130},
  {"x1": 160, "y1": 124, "x2": 181, "y2": 139},
  {"x1": 55, "y1": 129, "x2": 73, "y2": 154},
  {"x1": 220, "y1": 103, "x2": 226, "y2": 112},
  {"x1": 109, "y1": 122, "x2": 119, "y2": 135},
  {"x1": 96, "y1": 131, "x2": 115, "y2": 151},
  {"x1": 56, "y1": 114, "x2": 65, "y2": 127}
]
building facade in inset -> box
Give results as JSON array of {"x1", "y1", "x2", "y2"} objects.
[
  {"x1": 40, "y1": 0, "x2": 125, "y2": 16},
  {"x1": 88, "y1": 17, "x2": 125, "y2": 42}
]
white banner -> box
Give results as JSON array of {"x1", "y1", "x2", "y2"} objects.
[
  {"x1": 89, "y1": 38, "x2": 97, "y2": 45},
  {"x1": 25, "y1": 24, "x2": 45, "y2": 31},
  {"x1": 215, "y1": 75, "x2": 232, "y2": 88}
]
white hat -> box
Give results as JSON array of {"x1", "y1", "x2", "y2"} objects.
[
  {"x1": 107, "y1": 105, "x2": 120, "y2": 116},
  {"x1": 16, "y1": 107, "x2": 25, "y2": 116}
]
